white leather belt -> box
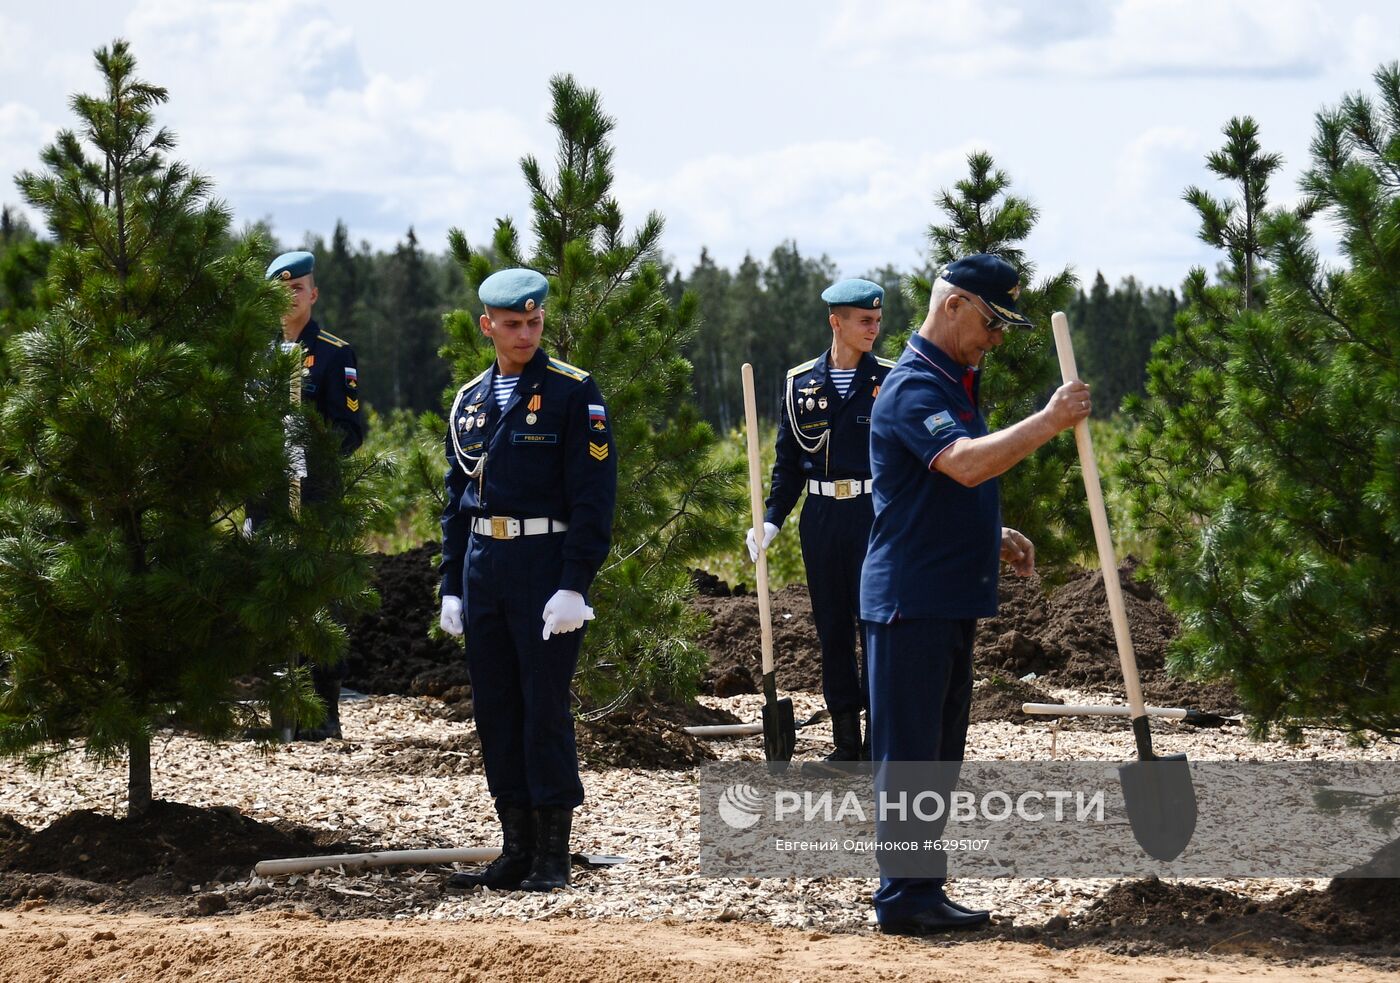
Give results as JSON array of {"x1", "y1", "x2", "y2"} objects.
[
  {"x1": 471, "y1": 516, "x2": 569, "y2": 539},
  {"x1": 807, "y1": 478, "x2": 872, "y2": 499}
]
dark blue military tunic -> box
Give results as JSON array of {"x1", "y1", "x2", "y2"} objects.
[
  {"x1": 440, "y1": 347, "x2": 617, "y2": 809},
  {"x1": 764, "y1": 349, "x2": 894, "y2": 716},
  {"x1": 860, "y1": 332, "x2": 1000, "y2": 925},
  {"x1": 294, "y1": 319, "x2": 364, "y2": 460}
]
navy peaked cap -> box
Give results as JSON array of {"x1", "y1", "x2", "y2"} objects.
[
  {"x1": 939, "y1": 254, "x2": 1032, "y2": 328},
  {"x1": 480, "y1": 268, "x2": 549, "y2": 313},
  {"x1": 821, "y1": 278, "x2": 885, "y2": 309}
]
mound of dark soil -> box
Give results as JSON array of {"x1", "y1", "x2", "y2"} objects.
[
  {"x1": 343, "y1": 542, "x2": 470, "y2": 702},
  {"x1": 690, "y1": 568, "x2": 734, "y2": 598},
  {"x1": 0, "y1": 801, "x2": 363, "y2": 890},
  {"x1": 577, "y1": 700, "x2": 740, "y2": 770},
  {"x1": 969, "y1": 675, "x2": 1062, "y2": 725},
  {"x1": 1067, "y1": 873, "x2": 1400, "y2": 959},
  {"x1": 695, "y1": 584, "x2": 823, "y2": 694},
  {"x1": 695, "y1": 561, "x2": 1241, "y2": 719}
]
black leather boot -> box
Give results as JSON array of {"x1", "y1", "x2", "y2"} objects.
[
  {"x1": 295, "y1": 676, "x2": 342, "y2": 741},
  {"x1": 519, "y1": 807, "x2": 573, "y2": 892},
  {"x1": 447, "y1": 803, "x2": 534, "y2": 890},
  {"x1": 824, "y1": 709, "x2": 862, "y2": 763}
]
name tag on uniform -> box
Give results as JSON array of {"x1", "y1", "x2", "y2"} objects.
[
  {"x1": 513, "y1": 432, "x2": 559, "y2": 444},
  {"x1": 857, "y1": 415, "x2": 872, "y2": 424},
  {"x1": 303, "y1": 382, "x2": 318, "y2": 395},
  {"x1": 798, "y1": 420, "x2": 829, "y2": 432}
]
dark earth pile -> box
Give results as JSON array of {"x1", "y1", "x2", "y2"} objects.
[
  {"x1": 693, "y1": 584, "x2": 825, "y2": 695},
  {"x1": 1049, "y1": 873, "x2": 1400, "y2": 960},
  {"x1": 576, "y1": 700, "x2": 741, "y2": 770},
  {"x1": 968, "y1": 675, "x2": 1062, "y2": 725},
  {"x1": 342, "y1": 548, "x2": 1236, "y2": 737},
  {"x1": 0, "y1": 801, "x2": 361, "y2": 892},
  {"x1": 695, "y1": 560, "x2": 1241, "y2": 715},
  {"x1": 0, "y1": 803, "x2": 450, "y2": 919},
  {"x1": 342, "y1": 542, "x2": 471, "y2": 703}
]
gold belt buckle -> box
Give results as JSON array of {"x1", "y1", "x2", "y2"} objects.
[
  {"x1": 490, "y1": 516, "x2": 511, "y2": 539},
  {"x1": 834, "y1": 479, "x2": 855, "y2": 499}
]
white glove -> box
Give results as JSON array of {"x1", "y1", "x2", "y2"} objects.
[
  {"x1": 745, "y1": 521, "x2": 781, "y2": 562},
  {"x1": 439, "y1": 595, "x2": 464, "y2": 637},
  {"x1": 542, "y1": 589, "x2": 595, "y2": 640}
]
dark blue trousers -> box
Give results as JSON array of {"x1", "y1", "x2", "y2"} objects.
[
  {"x1": 798, "y1": 494, "x2": 874, "y2": 715},
  {"x1": 464, "y1": 534, "x2": 585, "y2": 809},
  {"x1": 866, "y1": 617, "x2": 977, "y2": 923}
]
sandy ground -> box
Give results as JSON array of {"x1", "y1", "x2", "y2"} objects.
[
  {"x1": 2, "y1": 693, "x2": 1397, "y2": 981},
  {"x1": 3, "y1": 909, "x2": 1399, "y2": 983}
]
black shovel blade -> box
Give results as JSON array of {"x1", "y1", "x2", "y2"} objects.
[
  {"x1": 763, "y1": 696, "x2": 797, "y2": 766},
  {"x1": 571, "y1": 852, "x2": 628, "y2": 868},
  {"x1": 1119, "y1": 753, "x2": 1197, "y2": 861}
]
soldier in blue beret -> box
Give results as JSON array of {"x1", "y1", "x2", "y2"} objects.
[
  {"x1": 262, "y1": 249, "x2": 366, "y2": 740},
  {"x1": 748, "y1": 277, "x2": 895, "y2": 766},
  {"x1": 438, "y1": 268, "x2": 617, "y2": 892},
  {"x1": 860, "y1": 254, "x2": 1089, "y2": 933}
]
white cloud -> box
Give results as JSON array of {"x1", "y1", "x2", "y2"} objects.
[
  {"x1": 0, "y1": 13, "x2": 33, "y2": 74},
  {"x1": 0, "y1": 103, "x2": 58, "y2": 226},
  {"x1": 826, "y1": 0, "x2": 1342, "y2": 79},
  {"x1": 116, "y1": 0, "x2": 537, "y2": 247},
  {"x1": 619, "y1": 138, "x2": 981, "y2": 275}
]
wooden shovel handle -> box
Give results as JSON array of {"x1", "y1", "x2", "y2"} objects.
[
  {"x1": 1050, "y1": 312, "x2": 1147, "y2": 718},
  {"x1": 741, "y1": 363, "x2": 776, "y2": 677}
]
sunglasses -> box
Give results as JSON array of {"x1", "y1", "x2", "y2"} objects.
[{"x1": 957, "y1": 293, "x2": 1011, "y2": 334}]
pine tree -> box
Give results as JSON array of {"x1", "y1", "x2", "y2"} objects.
[
  {"x1": 442, "y1": 75, "x2": 744, "y2": 706},
  {"x1": 0, "y1": 41, "x2": 382, "y2": 813},
  {"x1": 1069, "y1": 272, "x2": 1178, "y2": 415},
  {"x1": 1122, "y1": 71, "x2": 1400, "y2": 738},
  {"x1": 899, "y1": 151, "x2": 1089, "y2": 569},
  {"x1": 383, "y1": 227, "x2": 449, "y2": 413},
  {"x1": 1183, "y1": 117, "x2": 1282, "y2": 311},
  {"x1": 679, "y1": 248, "x2": 736, "y2": 430},
  {"x1": 0, "y1": 206, "x2": 53, "y2": 383}
]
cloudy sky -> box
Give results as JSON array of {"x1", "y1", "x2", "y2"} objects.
[{"x1": 2, "y1": 0, "x2": 1395, "y2": 289}]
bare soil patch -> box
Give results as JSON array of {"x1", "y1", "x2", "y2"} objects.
[
  {"x1": 2, "y1": 910, "x2": 1398, "y2": 983},
  {"x1": 695, "y1": 561, "x2": 1241, "y2": 717}
]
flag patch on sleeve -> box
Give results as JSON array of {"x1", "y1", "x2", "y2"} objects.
[
  {"x1": 345, "y1": 366, "x2": 358, "y2": 388},
  {"x1": 924, "y1": 410, "x2": 955, "y2": 436},
  {"x1": 589, "y1": 403, "x2": 607, "y2": 430}
]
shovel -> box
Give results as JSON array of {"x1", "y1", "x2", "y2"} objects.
[
  {"x1": 742, "y1": 362, "x2": 796, "y2": 766},
  {"x1": 254, "y1": 847, "x2": 629, "y2": 878},
  {"x1": 682, "y1": 709, "x2": 830, "y2": 739},
  {"x1": 1051, "y1": 312, "x2": 1197, "y2": 861},
  {"x1": 1021, "y1": 702, "x2": 1240, "y2": 728}
]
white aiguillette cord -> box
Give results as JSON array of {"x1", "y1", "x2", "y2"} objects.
[
  {"x1": 449, "y1": 384, "x2": 488, "y2": 487},
  {"x1": 784, "y1": 362, "x2": 833, "y2": 473}
]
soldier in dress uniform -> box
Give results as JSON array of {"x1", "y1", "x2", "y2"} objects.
[
  {"x1": 437, "y1": 268, "x2": 617, "y2": 892},
  {"x1": 264, "y1": 249, "x2": 365, "y2": 741},
  {"x1": 747, "y1": 278, "x2": 895, "y2": 763}
]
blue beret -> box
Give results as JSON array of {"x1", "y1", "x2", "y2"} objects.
[
  {"x1": 821, "y1": 278, "x2": 885, "y2": 309},
  {"x1": 479, "y1": 268, "x2": 549, "y2": 313},
  {"x1": 266, "y1": 250, "x2": 315, "y2": 281},
  {"x1": 939, "y1": 254, "x2": 1032, "y2": 328}
]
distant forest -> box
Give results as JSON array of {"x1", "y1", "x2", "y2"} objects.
[{"x1": 1, "y1": 209, "x2": 1178, "y2": 427}]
